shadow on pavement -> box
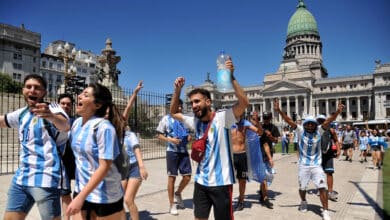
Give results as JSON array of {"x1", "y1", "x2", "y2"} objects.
[{"x1": 349, "y1": 180, "x2": 383, "y2": 219}]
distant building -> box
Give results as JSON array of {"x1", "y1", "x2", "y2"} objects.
[
  {"x1": 185, "y1": 0, "x2": 390, "y2": 125},
  {"x1": 0, "y1": 23, "x2": 41, "y2": 82},
  {"x1": 42, "y1": 40, "x2": 100, "y2": 96}
]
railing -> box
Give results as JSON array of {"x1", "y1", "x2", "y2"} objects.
[{"x1": 0, "y1": 78, "x2": 169, "y2": 175}]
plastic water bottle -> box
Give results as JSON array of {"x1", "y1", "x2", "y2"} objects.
[{"x1": 216, "y1": 50, "x2": 232, "y2": 92}]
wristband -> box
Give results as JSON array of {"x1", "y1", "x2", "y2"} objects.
[{"x1": 231, "y1": 75, "x2": 236, "y2": 81}]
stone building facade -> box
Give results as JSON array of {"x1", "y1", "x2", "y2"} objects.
[
  {"x1": 185, "y1": 0, "x2": 390, "y2": 126},
  {"x1": 0, "y1": 23, "x2": 41, "y2": 82}
]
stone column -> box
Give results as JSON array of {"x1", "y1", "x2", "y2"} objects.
[
  {"x1": 287, "y1": 96, "x2": 290, "y2": 117},
  {"x1": 346, "y1": 97, "x2": 350, "y2": 120},
  {"x1": 325, "y1": 99, "x2": 329, "y2": 116},
  {"x1": 357, "y1": 97, "x2": 361, "y2": 120},
  {"x1": 316, "y1": 100, "x2": 319, "y2": 116},
  {"x1": 304, "y1": 96, "x2": 307, "y2": 116},
  {"x1": 295, "y1": 96, "x2": 299, "y2": 116},
  {"x1": 263, "y1": 99, "x2": 267, "y2": 114},
  {"x1": 368, "y1": 96, "x2": 371, "y2": 119}
]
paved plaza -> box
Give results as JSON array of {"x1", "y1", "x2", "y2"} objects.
[{"x1": 0, "y1": 151, "x2": 383, "y2": 220}]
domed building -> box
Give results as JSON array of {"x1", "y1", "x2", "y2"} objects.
[{"x1": 185, "y1": 0, "x2": 390, "y2": 126}]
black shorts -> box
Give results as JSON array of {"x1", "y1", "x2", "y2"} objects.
[
  {"x1": 342, "y1": 143, "x2": 354, "y2": 150},
  {"x1": 371, "y1": 145, "x2": 381, "y2": 151},
  {"x1": 233, "y1": 152, "x2": 248, "y2": 180},
  {"x1": 322, "y1": 153, "x2": 334, "y2": 174},
  {"x1": 193, "y1": 182, "x2": 233, "y2": 220},
  {"x1": 73, "y1": 192, "x2": 123, "y2": 217}
]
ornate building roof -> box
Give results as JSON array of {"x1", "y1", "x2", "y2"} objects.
[{"x1": 287, "y1": 0, "x2": 319, "y2": 38}]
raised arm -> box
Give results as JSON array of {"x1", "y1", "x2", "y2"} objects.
[
  {"x1": 170, "y1": 77, "x2": 185, "y2": 121},
  {"x1": 273, "y1": 98, "x2": 296, "y2": 129},
  {"x1": 228, "y1": 59, "x2": 249, "y2": 119},
  {"x1": 123, "y1": 81, "x2": 143, "y2": 121},
  {"x1": 0, "y1": 115, "x2": 7, "y2": 128},
  {"x1": 321, "y1": 102, "x2": 344, "y2": 129}
]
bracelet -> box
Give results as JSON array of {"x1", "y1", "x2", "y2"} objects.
[{"x1": 231, "y1": 75, "x2": 236, "y2": 81}]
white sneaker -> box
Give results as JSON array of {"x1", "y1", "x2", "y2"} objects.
[
  {"x1": 175, "y1": 192, "x2": 185, "y2": 209},
  {"x1": 169, "y1": 204, "x2": 178, "y2": 215},
  {"x1": 298, "y1": 201, "x2": 308, "y2": 212},
  {"x1": 322, "y1": 210, "x2": 331, "y2": 220}
]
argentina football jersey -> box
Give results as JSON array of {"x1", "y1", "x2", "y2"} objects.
[{"x1": 5, "y1": 104, "x2": 69, "y2": 188}]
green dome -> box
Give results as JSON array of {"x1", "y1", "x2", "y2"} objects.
[{"x1": 287, "y1": 0, "x2": 319, "y2": 38}]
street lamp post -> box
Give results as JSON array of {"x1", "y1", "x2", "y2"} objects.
[{"x1": 57, "y1": 42, "x2": 77, "y2": 92}]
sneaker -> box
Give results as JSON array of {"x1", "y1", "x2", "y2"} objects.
[
  {"x1": 261, "y1": 198, "x2": 273, "y2": 209},
  {"x1": 169, "y1": 204, "x2": 178, "y2": 215},
  {"x1": 349, "y1": 158, "x2": 352, "y2": 163},
  {"x1": 174, "y1": 192, "x2": 185, "y2": 209},
  {"x1": 328, "y1": 191, "x2": 338, "y2": 201},
  {"x1": 322, "y1": 210, "x2": 331, "y2": 220},
  {"x1": 298, "y1": 201, "x2": 308, "y2": 212},
  {"x1": 364, "y1": 158, "x2": 368, "y2": 162},
  {"x1": 234, "y1": 201, "x2": 244, "y2": 211}
]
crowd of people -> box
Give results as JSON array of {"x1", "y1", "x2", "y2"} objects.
[{"x1": 0, "y1": 58, "x2": 388, "y2": 220}]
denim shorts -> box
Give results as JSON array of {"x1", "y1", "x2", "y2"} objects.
[
  {"x1": 128, "y1": 162, "x2": 141, "y2": 179},
  {"x1": 166, "y1": 151, "x2": 192, "y2": 176},
  {"x1": 6, "y1": 182, "x2": 61, "y2": 220}
]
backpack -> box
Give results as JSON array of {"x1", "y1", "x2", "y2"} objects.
[
  {"x1": 320, "y1": 128, "x2": 332, "y2": 153},
  {"x1": 93, "y1": 119, "x2": 130, "y2": 180}
]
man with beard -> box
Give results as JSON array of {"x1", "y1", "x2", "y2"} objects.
[
  {"x1": 274, "y1": 98, "x2": 344, "y2": 220},
  {"x1": 169, "y1": 58, "x2": 249, "y2": 220},
  {"x1": 0, "y1": 74, "x2": 70, "y2": 220}
]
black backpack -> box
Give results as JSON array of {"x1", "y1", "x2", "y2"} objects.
[
  {"x1": 93, "y1": 119, "x2": 130, "y2": 180},
  {"x1": 320, "y1": 128, "x2": 332, "y2": 153}
]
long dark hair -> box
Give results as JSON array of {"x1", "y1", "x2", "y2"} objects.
[{"x1": 89, "y1": 83, "x2": 125, "y2": 140}]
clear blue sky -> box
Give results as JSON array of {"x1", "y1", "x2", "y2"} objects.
[{"x1": 1, "y1": 0, "x2": 389, "y2": 93}]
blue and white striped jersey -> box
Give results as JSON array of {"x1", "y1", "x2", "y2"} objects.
[
  {"x1": 296, "y1": 125, "x2": 325, "y2": 166},
  {"x1": 5, "y1": 105, "x2": 69, "y2": 188},
  {"x1": 70, "y1": 117, "x2": 123, "y2": 204},
  {"x1": 182, "y1": 108, "x2": 237, "y2": 187},
  {"x1": 124, "y1": 131, "x2": 140, "y2": 164},
  {"x1": 156, "y1": 114, "x2": 189, "y2": 153}
]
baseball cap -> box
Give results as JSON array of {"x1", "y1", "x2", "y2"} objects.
[
  {"x1": 316, "y1": 114, "x2": 326, "y2": 120},
  {"x1": 303, "y1": 115, "x2": 318, "y2": 126},
  {"x1": 262, "y1": 112, "x2": 272, "y2": 119}
]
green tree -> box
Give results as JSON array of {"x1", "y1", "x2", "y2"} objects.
[{"x1": 0, "y1": 73, "x2": 23, "y2": 93}]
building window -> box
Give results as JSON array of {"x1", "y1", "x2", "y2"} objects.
[
  {"x1": 13, "y1": 73, "x2": 21, "y2": 80},
  {"x1": 13, "y1": 63, "x2": 22, "y2": 70},
  {"x1": 33, "y1": 57, "x2": 36, "y2": 63},
  {"x1": 13, "y1": 53, "x2": 22, "y2": 60},
  {"x1": 57, "y1": 64, "x2": 62, "y2": 70},
  {"x1": 56, "y1": 75, "x2": 62, "y2": 83},
  {"x1": 33, "y1": 67, "x2": 36, "y2": 73},
  {"x1": 352, "y1": 100, "x2": 356, "y2": 105},
  {"x1": 42, "y1": 61, "x2": 47, "y2": 67},
  {"x1": 49, "y1": 62, "x2": 53, "y2": 68}
]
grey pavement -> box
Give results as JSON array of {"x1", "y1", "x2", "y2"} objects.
[{"x1": 0, "y1": 150, "x2": 383, "y2": 219}]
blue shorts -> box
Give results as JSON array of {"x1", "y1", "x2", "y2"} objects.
[
  {"x1": 128, "y1": 162, "x2": 141, "y2": 179},
  {"x1": 166, "y1": 151, "x2": 192, "y2": 176},
  {"x1": 6, "y1": 182, "x2": 61, "y2": 220}
]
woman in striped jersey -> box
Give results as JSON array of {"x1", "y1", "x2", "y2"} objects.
[{"x1": 66, "y1": 83, "x2": 125, "y2": 220}]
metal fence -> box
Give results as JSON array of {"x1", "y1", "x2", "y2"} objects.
[{"x1": 0, "y1": 78, "x2": 169, "y2": 175}]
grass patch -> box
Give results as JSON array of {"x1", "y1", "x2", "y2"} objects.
[{"x1": 383, "y1": 153, "x2": 390, "y2": 218}]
